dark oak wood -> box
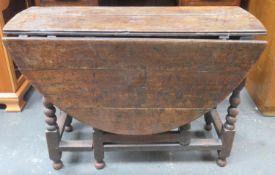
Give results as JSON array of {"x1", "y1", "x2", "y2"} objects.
[
  {"x1": 93, "y1": 123, "x2": 191, "y2": 169},
  {"x1": 4, "y1": 7, "x2": 265, "y2": 36},
  {"x1": 216, "y1": 80, "x2": 245, "y2": 167},
  {"x1": 65, "y1": 115, "x2": 73, "y2": 132},
  {"x1": 209, "y1": 109, "x2": 223, "y2": 137},
  {"x1": 204, "y1": 111, "x2": 213, "y2": 131},
  {"x1": 44, "y1": 108, "x2": 222, "y2": 169},
  {"x1": 3, "y1": 6, "x2": 267, "y2": 169},
  {"x1": 59, "y1": 140, "x2": 93, "y2": 152},
  {"x1": 93, "y1": 129, "x2": 106, "y2": 169},
  {"x1": 43, "y1": 97, "x2": 63, "y2": 170},
  {"x1": 4, "y1": 38, "x2": 266, "y2": 135}
]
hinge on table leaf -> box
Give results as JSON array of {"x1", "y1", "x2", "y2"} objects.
[{"x1": 219, "y1": 35, "x2": 230, "y2": 40}]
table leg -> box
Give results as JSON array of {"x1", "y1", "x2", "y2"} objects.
[
  {"x1": 204, "y1": 111, "x2": 213, "y2": 131},
  {"x1": 93, "y1": 129, "x2": 105, "y2": 169},
  {"x1": 179, "y1": 123, "x2": 191, "y2": 145},
  {"x1": 43, "y1": 97, "x2": 63, "y2": 170},
  {"x1": 216, "y1": 80, "x2": 245, "y2": 167},
  {"x1": 65, "y1": 115, "x2": 73, "y2": 132}
]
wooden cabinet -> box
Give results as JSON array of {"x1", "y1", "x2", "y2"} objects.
[
  {"x1": 38, "y1": 0, "x2": 241, "y2": 6},
  {"x1": 246, "y1": 0, "x2": 275, "y2": 116},
  {"x1": 0, "y1": 0, "x2": 32, "y2": 111}
]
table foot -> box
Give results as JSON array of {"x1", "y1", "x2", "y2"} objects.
[
  {"x1": 216, "y1": 158, "x2": 227, "y2": 167},
  {"x1": 95, "y1": 161, "x2": 105, "y2": 170},
  {"x1": 65, "y1": 125, "x2": 73, "y2": 132},
  {"x1": 204, "y1": 124, "x2": 212, "y2": 131},
  {"x1": 65, "y1": 115, "x2": 73, "y2": 132},
  {"x1": 204, "y1": 112, "x2": 212, "y2": 131},
  {"x1": 43, "y1": 97, "x2": 63, "y2": 170},
  {"x1": 53, "y1": 160, "x2": 63, "y2": 170}
]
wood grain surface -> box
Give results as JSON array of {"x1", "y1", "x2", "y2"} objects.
[
  {"x1": 3, "y1": 7, "x2": 266, "y2": 36},
  {"x1": 4, "y1": 37, "x2": 266, "y2": 135}
]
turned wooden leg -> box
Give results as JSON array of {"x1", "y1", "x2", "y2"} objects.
[
  {"x1": 93, "y1": 129, "x2": 105, "y2": 170},
  {"x1": 204, "y1": 111, "x2": 212, "y2": 131},
  {"x1": 43, "y1": 97, "x2": 63, "y2": 170},
  {"x1": 65, "y1": 115, "x2": 73, "y2": 132},
  {"x1": 216, "y1": 80, "x2": 245, "y2": 167},
  {"x1": 179, "y1": 123, "x2": 191, "y2": 145}
]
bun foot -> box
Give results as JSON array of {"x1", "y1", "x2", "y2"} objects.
[
  {"x1": 216, "y1": 158, "x2": 227, "y2": 167},
  {"x1": 53, "y1": 161, "x2": 63, "y2": 170},
  {"x1": 65, "y1": 125, "x2": 73, "y2": 132},
  {"x1": 95, "y1": 161, "x2": 105, "y2": 170},
  {"x1": 204, "y1": 124, "x2": 212, "y2": 131}
]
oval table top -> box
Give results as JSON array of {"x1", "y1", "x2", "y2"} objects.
[
  {"x1": 4, "y1": 6, "x2": 266, "y2": 37},
  {"x1": 3, "y1": 7, "x2": 266, "y2": 135}
]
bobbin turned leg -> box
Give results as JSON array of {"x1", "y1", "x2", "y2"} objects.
[
  {"x1": 179, "y1": 123, "x2": 191, "y2": 145},
  {"x1": 216, "y1": 81, "x2": 245, "y2": 167},
  {"x1": 204, "y1": 111, "x2": 212, "y2": 131},
  {"x1": 65, "y1": 115, "x2": 73, "y2": 132},
  {"x1": 93, "y1": 129, "x2": 105, "y2": 169},
  {"x1": 43, "y1": 97, "x2": 63, "y2": 170}
]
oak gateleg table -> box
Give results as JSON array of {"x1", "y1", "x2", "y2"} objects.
[{"x1": 3, "y1": 6, "x2": 266, "y2": 170}]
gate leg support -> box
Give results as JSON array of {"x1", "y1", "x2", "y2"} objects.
[
  {"x1": 204, "y1": 111, "x2": 213, "y2": 131},
  {"x1": 65, "y1": 115, "x2": 73, "y2": 132},
  {"x1": 93, "y1": 129, "x2": 105, "y2": 169},
  {"x1": 43, "y1": 97, "x2": 63, "y2": 170},
  {"x1": 179, "y1": 123, "x2": 191, "y2": 145},
  {"x1": 216, "y1": 80, "x2": 244, "y2": 167}
]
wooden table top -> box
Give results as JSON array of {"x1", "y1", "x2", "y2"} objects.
[
  {"x1": 4, "y1": 6, "x2": 266, "y2": 37},
  {"x1": 3, "y1": 7, "x2": 267, "y2": 135}
]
